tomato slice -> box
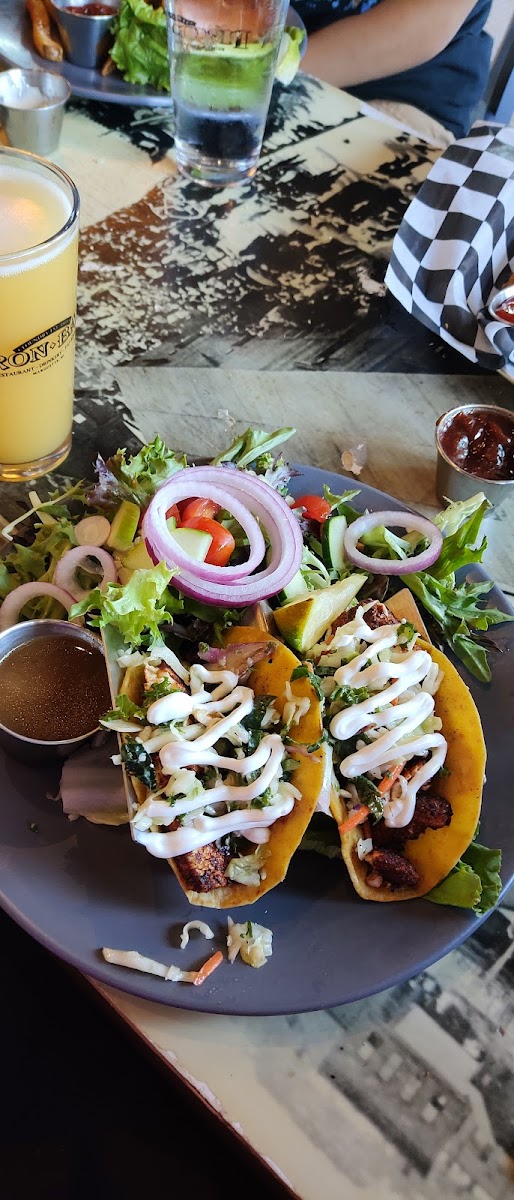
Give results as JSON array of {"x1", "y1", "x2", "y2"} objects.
[
  {"x1": 182, "y1": 517, "x2": 235, "y2": 566},
  {"x1": 292, "y1": 494, "x2": 331, "y2": 523},
  {"x1": 180, "y1": 497, "x2": 221, "y2": 523},
  {"x1": 176, "y1": 498, "x2": 195, "y2": 518},
  {"x1": 165, "y1": 504, "x2": 180, "y2": 523}
]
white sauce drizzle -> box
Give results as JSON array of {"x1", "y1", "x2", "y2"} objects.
[
  {"x1": 129, "y1": 665, "x2": 298, "y2": 860},
  {"x1": 132, "y1": 795, "x2": 294, "y2": 859},
  {"x1": 328, "y1": 614, "x2": 447, "y2": 828}
]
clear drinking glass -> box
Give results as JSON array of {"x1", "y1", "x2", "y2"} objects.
[
  {"x1": 165, "y1": 0, "x2": 289, "y2": 186},
  {"x1": 0, "y1": 146, "x2": 79, "y2": 482}
]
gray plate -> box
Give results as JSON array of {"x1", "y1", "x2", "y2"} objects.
[
  {"x1": 0, "y1": 0, "x2": 305, "y2": 107},
  {"x1": 0, "y1": 464, "x2": 513, "y2": 1016}
]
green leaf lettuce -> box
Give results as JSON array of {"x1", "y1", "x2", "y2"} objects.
[
  {"x1": 70, "y1": 562, "x2": 176, "y2": 648},
  {"x1": 111, "y1": 0, "x2": 170, "y2": 91},
  {"x1": 299, "y1": 813, "x2": 342, "y2": 859},
  {"x1": 427, "y1": 841, "x2": 502, "y2": 914}
]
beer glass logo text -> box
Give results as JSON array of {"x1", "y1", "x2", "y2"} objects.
[
  {"x1": 171, "y1": 15, "x2": 258, "y2": 46},
  {"x1": 0, "y1": 316, "x2": 75, "y2": 373}
]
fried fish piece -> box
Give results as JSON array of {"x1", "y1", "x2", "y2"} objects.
[
  {"x1": 365, "y1": 848, "x2": 420, "y2": 890},
  {"x1": 371, "y1": 793, "x2": 453, "y2": 849},
  {"x1": 331, "y1": 601, "x2": 397, "y2": 638},
  {"x1": 175, "y1": 843, "x2": 232, "y2": 893}
]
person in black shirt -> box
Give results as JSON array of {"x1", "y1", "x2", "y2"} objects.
[{"x1": 298, "y1": 0, "x2": 493, "y2": 139}]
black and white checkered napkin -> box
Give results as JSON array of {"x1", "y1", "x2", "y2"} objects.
[{"x1": 385, "y1": 123, "x2": 514, "y2": 381}]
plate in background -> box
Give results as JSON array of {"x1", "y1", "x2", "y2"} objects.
[{"x1": 0, "y1": 0, "x2": 306, "y2": 107}]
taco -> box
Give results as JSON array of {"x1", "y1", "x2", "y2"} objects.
[
  {"x1": 114, "y1": 626, "x2": 325, "y2": 908},
  {"x1": 319, "y1": 599, "x2": 486, "y2": 902}
]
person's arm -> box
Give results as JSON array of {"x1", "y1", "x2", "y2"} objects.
[{"x1": 301, "y1": 0, "x2": 480, "y2": 89}]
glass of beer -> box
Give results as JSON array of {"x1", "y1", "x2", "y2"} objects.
[
  {"x1": 166, "y1": 0, "x2": 289, "y2": 186},
  {"x1": 0, "y1": 146, "x2": 79, "y2": 482}
]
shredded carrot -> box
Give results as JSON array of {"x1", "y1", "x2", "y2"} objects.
[
  {"x1": 193, "y1": 950, "x2": 223, "y2": 986},
  {"x1": 338, "y1": 805, "x2": 369, "y2": 836},
  {"x1": 378, "y1": 764, "x2": 403, "y2": 795}
]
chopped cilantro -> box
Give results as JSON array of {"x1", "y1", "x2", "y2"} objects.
[
  {"x1": 283, "y1": 733, "x2": 326, "y2": 753},
  {"x1": 398, "y1": 621, "x2": 418, "y2": 644},
  {"x1": 291, "y1": 663, "x2": 324, "y2": 702},
  {"x1": 121, "y1": 737, "x2": 157, "y2": 791},
  {"x1": 144, "y1": 677, "x2": 177, "y2": 704},
  {"x1": 352, "y1": 775, "x2": 384, "y2": 820},
  {"x1": 251, "y1": 788, "x2": 273, "y2": 809},
  {"x1": 437, "y1": 764, "x2": 451, "y2": 779},
  {"x1": 330, "y1": 683, "x2": 369, "y2": 706},
  {"x1": 102, "y1": 693, "x2": 146, "y2": 724},
  {"x1": 103, "y1": 678, "x2": 179, "y2": 727},
  {"x1": 246, "y1": 921, "x2": 253, "y2": 938},
  {"x1": 242, "y1": 694, "x2": 276, "y2": 753},
  {"x1": 330, "y1": 732, "x2": 371, "y2": 758}
]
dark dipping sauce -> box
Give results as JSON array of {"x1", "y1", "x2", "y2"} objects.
[
  {"x1": 440, "y1": 410, "x2": 514, "y2": 482},
  {"x1": 0, "y1": 635, "x2": 111, "y2": 742},
  {"x1": 64, "y1": 4, "x2": 116, "y2": 14}
]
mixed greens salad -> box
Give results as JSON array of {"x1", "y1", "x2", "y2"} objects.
[
  {"x1": 2, "y1": 427, "x2": 508, "y2": 679},
  {"x1": 0, "y1": 425, "x2": 509, "y2": 914}
]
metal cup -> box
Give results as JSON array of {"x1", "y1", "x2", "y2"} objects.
[
  {"x1": 0, "y1": 68, "x2": 71, "y2": 156},
  {"x1": 49, "y1": 0, "x2": 119, "y2": 70},
  {"x1": 0, "y1": 620, "x2": 106, "y2": 765},
  {"x1": 435, "y1": 404, "x2": 514, "y2": 511}
]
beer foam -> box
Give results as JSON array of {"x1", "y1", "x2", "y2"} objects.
[{"x1": 0, "y1": 167, "x2": 75, "y2": 274}]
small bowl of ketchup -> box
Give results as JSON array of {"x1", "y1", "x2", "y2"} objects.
[
  {"x1": 49, "y1": 0, "x2": 120, "y2": 70},
  {"x1": 489, "y1": 283, "x2": 514, "y2": 328},
  {"x1": 435, "y1": 403, "x2": 514, "y2": 511}
]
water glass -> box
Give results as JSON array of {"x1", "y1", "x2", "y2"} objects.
[{"x1": 165, "y1": 0, "x2": 289, "y2": 186}]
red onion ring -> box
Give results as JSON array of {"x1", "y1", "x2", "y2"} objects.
[
  {"x1": 143, "y1": 466, "x2": 303, "y2": 606},
  {"x1": 145, "y1": 475, "x2": 265, "y2": 583},
  {"x1": 343, "y1": 510, "x2": 443, "y2": 576},
  {"x1": 0, "y1": 582, "x2": 76, "y2": 632},
  {"x1": 53, "y1": 545, "x2": 117, "y2": 601}
]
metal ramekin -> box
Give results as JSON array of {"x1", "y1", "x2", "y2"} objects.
[
  {"x1": 49, "y1": 0, "x2": 119, "y2": 70},
  {"x1": 435, "y1": 403, "x2": 514, "y2": 511},
  {"x1": 0, "y1": 619, "x2": 106, "y2": 764},
  {"x1": 0, "y1": 68, "x2": 71, "y2": 156}
]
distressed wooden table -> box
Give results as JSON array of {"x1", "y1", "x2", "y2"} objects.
[{"x1": 1, "y1": 70, "x2": 513, "y2": 1200}]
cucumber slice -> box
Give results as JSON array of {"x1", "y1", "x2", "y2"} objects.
[
  {"x1": 121, "y1": 518, "x2": 178, "y2": 574},
  {"x1": 170, "y1": 526, "x2": 212, "y2": 562},
  {"x1": 107, "y1": 500, "x2": 141, "y2": 553},
  {"x1": 321, "y1": 514, "x2": 348, "y2": 572},
  {"x1": 276, "y1": 569, "x2": 309, "y2": 605},
  {"x1": 121, "y1": 540, "x2": 154, "y2": 572}
]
